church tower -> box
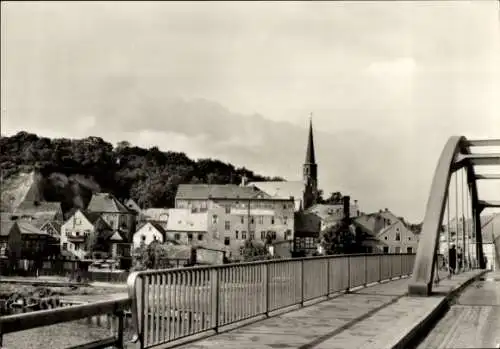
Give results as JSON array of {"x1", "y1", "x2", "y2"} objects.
[{"x1": 303, "y1": 115, "x2": 318, "y2": 210}]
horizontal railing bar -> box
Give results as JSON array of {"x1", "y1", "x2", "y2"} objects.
[
  {"x1": 0, "y1": 297, "x2": 130, "y2": 334},
  {"x1": 127, "y1": 253, "x2": 414, "y2": 276},
  {"x1": 475, "y1": 174, "x2": 500, "y2": 180},
  {"x1": 466, "y1": 139, "x2": 500, "y2": 147}
]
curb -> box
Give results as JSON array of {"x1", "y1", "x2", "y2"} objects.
[{"x1": 392, "y1": 270, "x2": 489, "y2": 349}]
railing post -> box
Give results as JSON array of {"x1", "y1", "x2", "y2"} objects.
[
  {"x1": 326, "y1": 257, "x2": 330, "y2": 297},
  {"x1": 378, "y1": 255, "x2": 382, "y2": 282},
  {"x1": 300, "y1": 259, "x2": 305, "y2": 306},
  {"x1": 400, "y1": 254, "x2": 403, "y2": 278},
  {"x1": 210, "y1": 268, "x2": 219, "y2": 333},
  {"x1": 115, "y1": 310, "x2": 125, "y2": 349},
  {"x1": 346, "y1": 256, "x2": 351, "y2": 293},
  {"x1": 264, "y1": 263, "x2": 269, "y2": 316},
  {"x1": 364, "y1": 255, "x2": 368, "y2": 286}
]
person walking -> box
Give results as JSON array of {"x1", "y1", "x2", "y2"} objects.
[{"x1": 449, "y1": 244, "x2": 457, "y2": 277}]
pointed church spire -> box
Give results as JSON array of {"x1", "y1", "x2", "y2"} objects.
[{"x1": 305, "y1": 113, "x2": 316, "y2": 164}]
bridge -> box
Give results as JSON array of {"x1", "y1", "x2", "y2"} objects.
[{"x1": 1, "y1": 136, "x2": 499, "y2": 349}]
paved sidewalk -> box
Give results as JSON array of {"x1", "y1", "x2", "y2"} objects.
[
  {"x1": 416, "y1": 271, "x2": 500, "y2": 349},
  {"x1": 174, "y1": 270, "x2": 484, "y2": 349}
]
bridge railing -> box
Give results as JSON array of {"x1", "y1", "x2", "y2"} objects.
[
  {"x1": 0, "y1": 297, "x2": 130, "y2": 348},
  {"x1": 128, "y1": 253, "x2": 415, "y2": 349}
]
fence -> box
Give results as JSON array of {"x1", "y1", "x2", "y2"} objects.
[
  {"x1": 0, "y1": 297, "x2": 131, "y2": 348},
  {"x1": 127, "y1": 253, "x2": 415, "y2": 349}
]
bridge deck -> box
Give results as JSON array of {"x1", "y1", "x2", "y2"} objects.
[
  {"x1": 174, "y1": 270, "x2": 483, "y2": 349},
  {"x1": 416, "y1": 271, "x2": 500, "y2": 349}
]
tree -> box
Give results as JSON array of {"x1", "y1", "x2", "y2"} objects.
[
  {"x1": 320, "y1": 221, "x2": 359, "y2": 255},
  {"x1": 240, "y1": 239, "x2": 272, "y2": 262}
]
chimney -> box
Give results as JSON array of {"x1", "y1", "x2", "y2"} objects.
[
  {"x1": 240, "y1": 175, "x2": 248, "y2": 187},
  {"x1": 343, "y1": 196, "x2": 351, "y2": 220}
]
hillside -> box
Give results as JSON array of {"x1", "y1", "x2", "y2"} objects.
[{"x1": 0, "y1": 131, "x2": 284, "y2": 216}]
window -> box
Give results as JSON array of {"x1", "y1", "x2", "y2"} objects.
[
  {"x1": 141, "y1": 235, "x2": 146, "y2": 241},
  {"x1": 249, "y1": 231, "x2": 255, "y2": 239},
  {"x1": 258, "y1": 216, "x2": 264, "y2": 224},
  {"x1": 395, "y1": 232, "x2": 401, "y2": 241},
  {"x1": 408, "y1": 237, "x2": 411, "y2": 241},
  {"x1": 384, "y1": 236, "x2": 388, "y2": 240},
  {"x1": 250, "y1": 216, "x2": 254, "y2": 224},
  {"x1": 240, "y1": 216, "x2": 244, "y2": 224},
  {"x1": 383, "y1": 246, "x2": 389, "y2": 254},
  {"x1": 242, "y1": 231, "x2": 247, "y2": 240},
  {"x1": 198, "y1": 234, "x2": 203, "y2": 241},
  {"x1": 407, "y1": 247, "x2": 413, "y2": 253},
  {"x1": 225, "y1": 221, "x2": 230, "y2": 230},
  {"x1": 395, "y1": 247, "x2": 401, "y2": 254},
  {"x1": 235, "y1": 231, "x2": 239, "y2": 239},
  {"x1": 63, "y1": 243, "x2": 68, "y2": 251},
  {"x1": 212, "y1": 215, "x2": 218, "y2": 224},
  {"x1": 224, "y1": 237, "x2": 230, "y2": 246},
  {"x1": 174, "y1": 233, "x2": 180, "y2": 240},
  {"x1": 283, "y1": 204, "x2": 287, "y2": 209},
  {"x1": 283, "y1": 216, "x2": 288, "y2": 225},
  {"x1": 225, "y1": 206, "x2": 231, "y2": 214},
  {"x1": 188, "y1": 233, "x2": 193, "y2": 241},
  {"x1": 76, "y1": 231, "x2": 80, "y2": 236},
  {"x1": 260, "y1": 231, "x2": 266, "y2": 239},
  {"x1": 271, "y1": 217, "x2": 275, "y2": 225}
]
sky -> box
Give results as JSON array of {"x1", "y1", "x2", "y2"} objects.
[{"x1": 1, "y1": 1, "x2": 500, "y2": 222}]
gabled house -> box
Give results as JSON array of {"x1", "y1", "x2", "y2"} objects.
[
  {"x1": 166, "y1": 208, "x2": 209, "y2": 244},
  {"x1": 353, "y1": 209, "x2": 418, "y2": 253},
  {"x1": 133, "y1": 221, "x2": 167, "y2": 250},
  {"x1": 87, "y1": 193, "x2": 136, "y2": 240},
  {"x1": 0, "y1": 218, "x2": 58, "y2": 262},
  {"x1": 175, "y1": 183, "x2": 294, "y2": 256}
]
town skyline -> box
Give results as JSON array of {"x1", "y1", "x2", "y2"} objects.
[{"x1": 2, "y1": 1, "x2": 500, "y2": 222}]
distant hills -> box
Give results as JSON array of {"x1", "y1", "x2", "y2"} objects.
[{"x1": 0, "y1": 131, "x2": 283, "y2": 217}]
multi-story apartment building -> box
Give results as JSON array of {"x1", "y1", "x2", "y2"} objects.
[{"x1": 175, "y1": 184, "x2": 295, "y2": 255}]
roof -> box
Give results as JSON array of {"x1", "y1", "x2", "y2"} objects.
[
  {"x1": 141, "y1": 208, "x2": 170, "y2": 222},
  {"x1": 376, "y1": 220, "x2": 410, "y2": 237},
  {"x1": 40, "y1": 220, "x2": 62, "y2": 232},
  {"x1": 0, "y1": 220, "x2": 15, "y2": 237},
  {"x1": 81, "y1": 211, "x2": 104, "y2": 225},
  {"x1": 15, "y1": 201, "x2": 61, "y2": 214},
  {"x1": 307, "y1": 204, "x2": 345, "y2": 222},
  {"x1": 136, "y1": 221, "x2": 167, "y2": 235},
  {"x1": 166, "y1": 209, "x2": 208, "y2": 232},
  {"x1": 305, "y1": 118, "x2": 316, "y2": 164},
  {"x1": 176, "y1": 184, "x2": 272, "y2": 201},
  {"x1": 248, "y1": 181, "x2": 304, "y2": 211},
  {"x1": 16, "y1": 221, "x2": 50, "y2": 236},
  {"x1": 86, "y1": 193, "x2": 130, "y2": 214}
]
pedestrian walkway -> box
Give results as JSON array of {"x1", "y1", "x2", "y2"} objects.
[
  {"x1": 173, "y1": 270, "x2": 484, "y2": 349},
  {"x1": 416, "y1": 271, "x2": 500, "y2": 349}
]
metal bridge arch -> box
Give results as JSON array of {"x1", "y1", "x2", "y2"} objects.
[{"x1": 408, "y1": 136, "x2": 500, "y2": 296}]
